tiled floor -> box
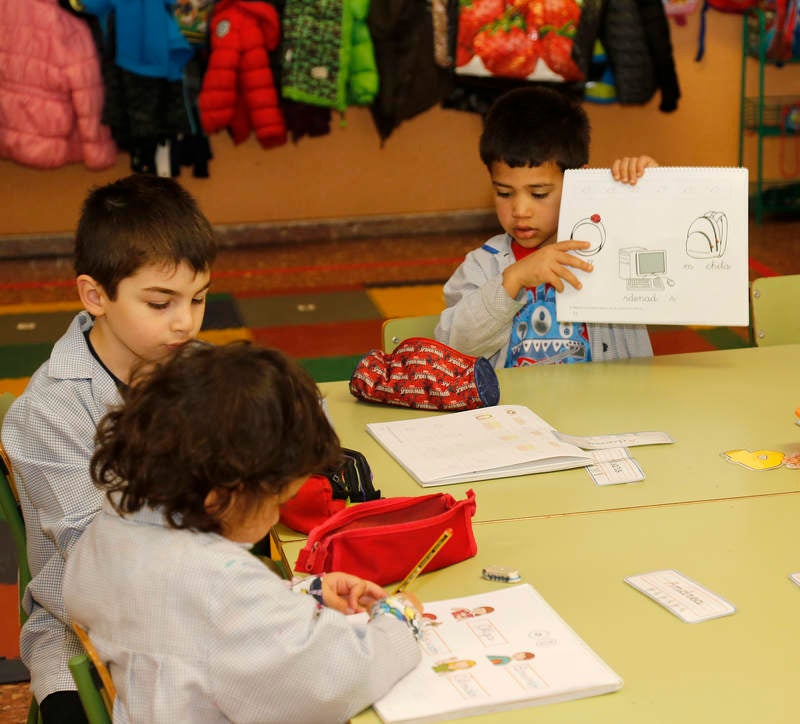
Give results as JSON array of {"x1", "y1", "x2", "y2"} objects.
[
  {"x1": 0, "y1": 232, "x2": 489, "y2": 304},
  {"x1": 3, "y1": 216, "x2": 799, "y2": 300},
  {"x1": 0, "y1": 217, "x2": 798, "y2": 720}
]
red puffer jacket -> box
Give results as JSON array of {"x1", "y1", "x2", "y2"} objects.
[{"x1": 199, "y1": 0, "x2": 286, "y2": 148}]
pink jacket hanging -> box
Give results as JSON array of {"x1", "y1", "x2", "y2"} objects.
[
  {"x1": 0, "y1": 0, "x2": 116, "y2": 170},
  {"x1": 199, "y1": 0, "x2": 286, "y2": 148}
]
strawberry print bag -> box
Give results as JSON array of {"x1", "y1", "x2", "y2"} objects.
[
  {"x1": 349, "y1": 338, "x2": 500, "y2": 411},
  {"x1": 456, "y1": 0, "x2": 584, "y2": 82}
]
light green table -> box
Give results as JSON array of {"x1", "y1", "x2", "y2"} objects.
[
  {"x1": 285, "y1": 492, "x2": 800, "y2": 723},
  {"x1": 313, "y1": 345, "x2": 800, "y2": 525}
]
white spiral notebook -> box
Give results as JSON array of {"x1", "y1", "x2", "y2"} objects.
[
  {"x1": 365, "y1": 405, "x2": 592, "y2": 487},
  {"x1": 555, "y1": 166, "x2": 749, "y2": 326}
]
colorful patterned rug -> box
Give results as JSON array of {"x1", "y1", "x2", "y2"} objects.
[{"x1": 0, "y1": 282, "x2": 752, "y2": 397}]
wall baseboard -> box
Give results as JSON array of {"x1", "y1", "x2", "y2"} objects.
[{"x1": 0, "y1": 209, "x2": 498, "y2": 260}]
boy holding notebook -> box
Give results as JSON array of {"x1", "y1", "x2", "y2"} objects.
[{"x1": 436, "y1": 86, "x2": 656, "y2": 368}]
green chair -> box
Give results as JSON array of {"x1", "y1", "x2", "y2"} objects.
[
  {"x1": 68, "y1": 654, "x2": 112, "y2": 724},
  {"x1": 0, "y1": 393, "x2": 41, "y2": 724},
  {"x1": 0, "y1": 443, "x2": 30, "y2": 626},
  {"x1": 750, "y1": 275, "x2": 800, "y2": 347},
  {"x1": 381, "y1": 314, "x2": 441, "y2": 353},
  {"x1": 69, "y1": 623, "x2": 115, "y2": 724},
  {"x1": 0, "y1": 391, "x2": 13, "y2": 424},
  {"x1": 0, "y1": 392, "x2": 29, "y2": 623}
]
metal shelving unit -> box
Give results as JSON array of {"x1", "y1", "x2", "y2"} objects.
[{"x1": 738, "y1": 9, "x2": 800, "y2": 222}]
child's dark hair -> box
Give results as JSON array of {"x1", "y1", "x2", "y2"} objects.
[
  {"x1": 91, "y1": 341, "x2": 342, "y2": 533},
  {"x1": 479, "y1": 86, "x2": 591, "y2": 171},
  {"x1": 74, "y1": 174, "x2": 217, "y2": 299}
]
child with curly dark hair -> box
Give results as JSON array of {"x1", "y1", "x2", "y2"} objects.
[{"x1": 64, "y1": 342, "x2": 423, "y2": 723}]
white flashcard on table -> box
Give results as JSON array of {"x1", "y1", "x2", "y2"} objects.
[
  {"x1": 587, "y1": 450, "x2": 645, "y2": 486},
  {"x1": 625, "y1": 569, "x2": 736, "y2": 623},
  {"x1": 790, "y1": 573, "x2": 800, "y2": 587}
]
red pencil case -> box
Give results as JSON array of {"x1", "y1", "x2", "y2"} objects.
[{"x1": 295, "y1": 490, "x2": 478, "y2": 586}]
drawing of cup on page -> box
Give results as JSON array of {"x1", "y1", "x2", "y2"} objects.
[
  {"x1": 686, "y1": 211, "x2": 728, "y2": 259},
  {"x1": 570, "y1": 213, "x2": 606, "y2": 256}
]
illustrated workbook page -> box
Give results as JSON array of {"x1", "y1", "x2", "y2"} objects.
[
  {"x1": 365, "y1": 405, "x2": 591, "y2": 486},
  {"x1": 555, "y1": 167, "x2": 749, "y2": 326},
  {"x1": 373, "y1": 584, "x2": 622, "y2": 724}
]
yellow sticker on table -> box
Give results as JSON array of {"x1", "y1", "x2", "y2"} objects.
[{"x1": 722, "y1": 449, "x2": 785, "y2": 471}]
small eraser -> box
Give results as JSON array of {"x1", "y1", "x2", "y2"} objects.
[{"x1": 481, "y1": 565, "x2": 521, "y2": 583}]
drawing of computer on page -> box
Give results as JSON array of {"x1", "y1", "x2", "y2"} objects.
[{"x1": 619, "y1": 247, "x2": 667, "y2": 291}]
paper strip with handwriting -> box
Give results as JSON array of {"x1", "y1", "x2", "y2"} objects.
[
  {"x1": 556, "y1": 430, "x2": 673, "y2": 449},
  {"x1": 625, "y1": 569, "x2": 736, "y2": 623},
  {"x1": 587, "y1": 449, "x2": 645, "y2": 485},
  {"x1": 556, "y1": 167, "x2": 749, "y2": 326}
]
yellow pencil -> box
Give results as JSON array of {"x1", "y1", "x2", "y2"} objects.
[{"x1": 394, "y1": 528, "x2": 453, "y2": 594}]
